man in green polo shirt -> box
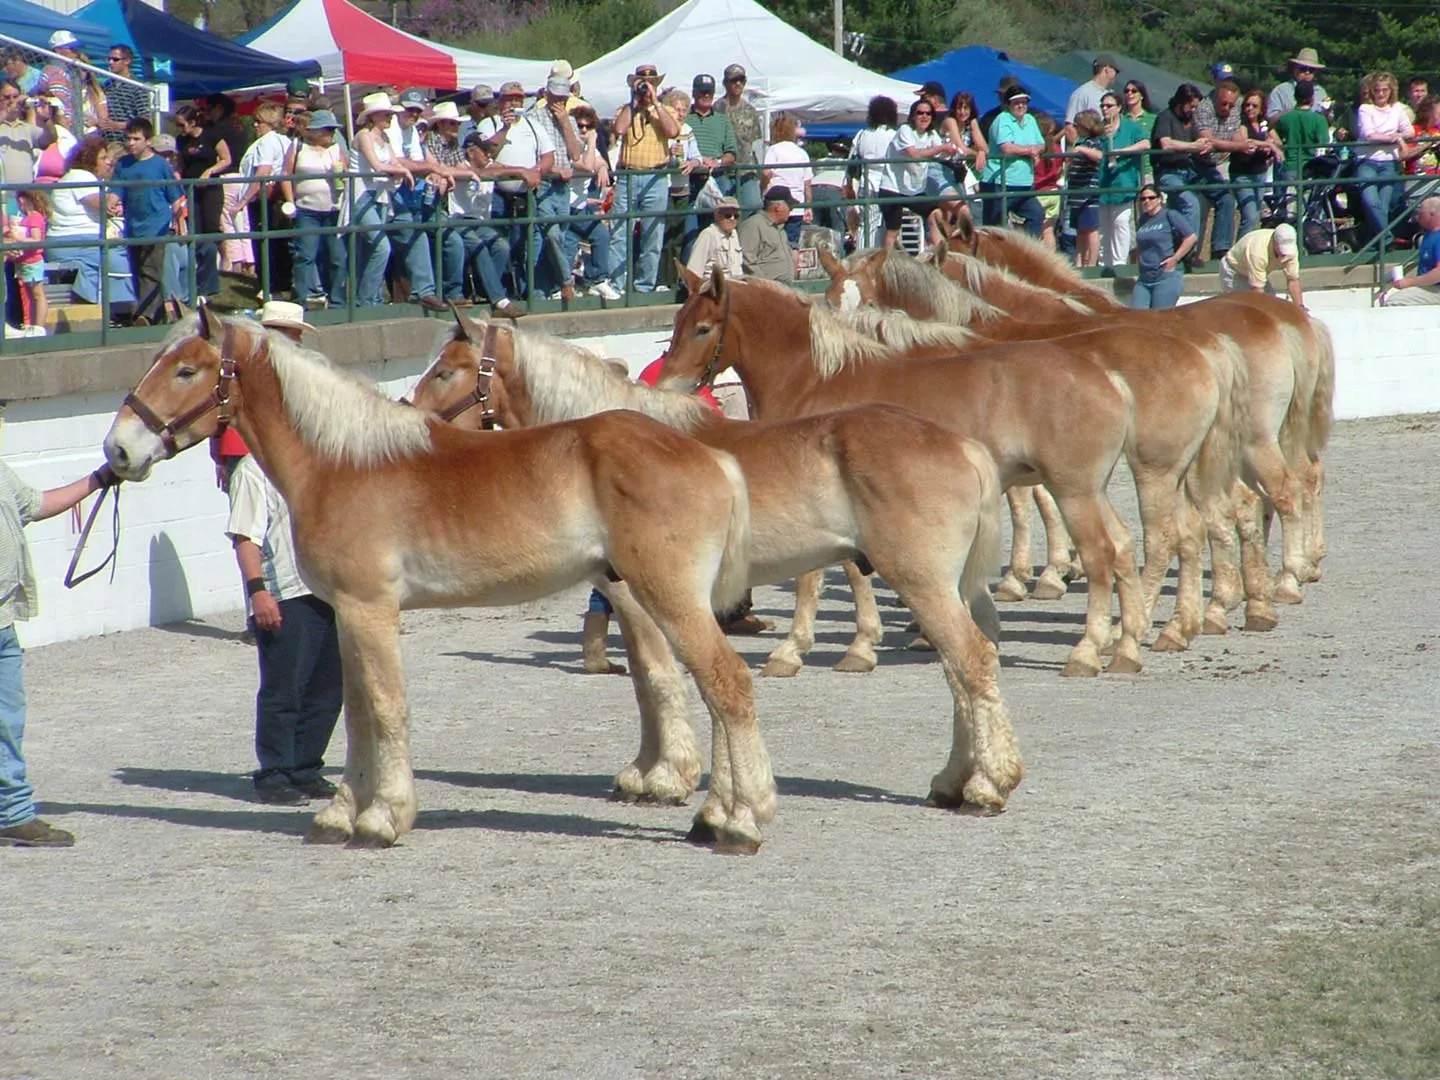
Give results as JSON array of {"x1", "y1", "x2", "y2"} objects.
[{"x1": 684, "y1": 72, "x2": 739, "y2": 259}]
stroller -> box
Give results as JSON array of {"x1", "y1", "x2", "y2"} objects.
[{"x1": 1295, "y1": 152, "x2": 1361, "y2": 254}]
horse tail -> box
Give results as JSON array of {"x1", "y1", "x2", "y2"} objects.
[
  {"x1": 708, "y1": 448, "x2": 753, "y2": 614},
  {"x1": 1277, "y1": 322, "x2": 1313, "y2": 468},
  {"x1": 1307, "y1": 317, "x2": 1336, "y2": 457},
  {"x1": 1191, "y1": 334, "x2": 1252, "y2": 504},
  {"x1": 961, "y1": 441, "x2": 1005, "y2": 645}
]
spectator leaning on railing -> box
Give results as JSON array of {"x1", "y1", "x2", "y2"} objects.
[
  {"x1": 1151, "y1": 83, "x2": 1211, "y2": 263},
  {"x1": 560, "y1": 104, "x2": 621, "y2": 301},
  {"x1": 1096, "y1": 89, "x2": 1149, "y2": 273},
  {"x1": 448, "y1": 131, "x2": 526, "y2": 316},
  {"x1": 1192, "y1": 79, "x2": 1243, "y2": 262},
  {"x1": 348, "y1": 91, "x2": 411, "y2": 306},
  {"x1": 282, "y1": 108, "x2": 347, "y2": 311},
  {"x1": 387, "y1": 88, "x2": 450, "y2": 312},
  {"x1": 610, "y1": 63, "x2": 678, "y2": 293},
  {"x1": 478, "y1": 80, "x2": 552, "y2": 298},
  {"x1": 716, "y1": 64, "x2": 762, "y2": 211},
  {"x1": 111, "y1": 117, "x2": 183, "y2": 326},
  {"x1": 526, "y1": 71, "x2": 588, "y2": 302},
  {"x1": 44, "y1": 132, "x2": 135, "y2": 309},
  {"x1": 739, "y1": 185, "x2": 796, "y2": 281},
  {"x1": 980, "y1": 84, "x2": 1045, "y2": 237}
]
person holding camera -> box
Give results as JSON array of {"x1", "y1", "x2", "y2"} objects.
[
  {"x1": 478, "y1": 80, "x2": 553, "y2": 299},
  {"x1": 608, "y1": 63, "x2": 679, "y2": 293}
]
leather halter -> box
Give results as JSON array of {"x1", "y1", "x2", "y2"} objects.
[
  {"x1": 122, "y1": 321, "x2": 245, "y2": 458},
  {"x1": 438, "y1": 323, "x2": 500, "y2": 429},
  {"x1": 695, "y1": 284, "x2": 733, "y2": 392}
]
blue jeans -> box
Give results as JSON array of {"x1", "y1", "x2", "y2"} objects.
[
  {"x1": 454, "y1": 220, "x2": 511, "y2": 303},
  {"x1": 1356, "y1": 159, "x2": 1402, "y2": 238},
  {"x1": 48, "y1": 244, "x2": 137, "y2": 308},
  {"x1": 0, "y1": 624, "x2": 34, "y2": 828},
  {"x1": 610, "y1": 171, "x2": 669, "y2": 290},
  {"x1": 1234, "y1": 176, "x2": 1267, "y2": 239},
  {"x1": 1158, "y1": 169, "x2": 1201, "y2": 241},
  {"x1": 564, "y1": 202, "x2": 612, "y2": 286},
  {"x1": 390, "y1": 200, "x2": 437, "y2": 299},
  {"x1": 736, "y1": 172, "x2": 762, "y2": 213},
  {"x1": 531, "y1": 182, "x2": 573, "y2": 294},
  {"x1": 252, "y1": 594, "x2": 343, "y2": 788},
  {"x1": 164, "y1": 241, "x2": 193, "y2": 305},
  {"x1": 1131, "y1": 269, "x2": 1185, "y2": 309},
  {"x1": 1194, "y1": 163, "x2": 1235, "y2": 254},
  {"x1": 351, "y1": 195, "x2": 392, "y2": 306},
  {"x1": 291, "y1": 208, "x2": 346, "y2": 304}
]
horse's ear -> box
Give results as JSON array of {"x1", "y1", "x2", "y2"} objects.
[
  {"x1": 449, "y1": 301, "x2": 474, "y2": 343},
  {"x1": 817, "y1": 245, "x2": 843, "y2": 277},
  {"x1": 709, "y1": 262, "x2": 728, "y2": 300},
  {"x1": 676, "y1": 259, "x2": 702, "y2": 295},
  {"x1": 951, "y1": 213, "x2": 975, "y2": 247},
  {"x1": 169, "y1": 298, "x2": 191, "y2": 322},
  {"x1": 197, "y1": 303, "x2": 223, "y2": 341}
]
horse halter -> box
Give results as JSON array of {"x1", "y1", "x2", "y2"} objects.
[
  {"x1": 122, "y1": 322, "x2": 246, "y2": 458},
  {"x1": 438, "y1": 324, "x2": 500, "y2": 429},
  {"x1": 696, "y1": 285, "x2": 733, "y2": 392}
]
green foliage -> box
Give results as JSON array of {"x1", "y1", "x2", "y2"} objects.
[{"x1": 454, "y1": 0, "x2": 678, "y2": 65}]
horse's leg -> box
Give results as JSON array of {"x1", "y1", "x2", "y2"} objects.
[
  {"x1": 1234, "y1": 482, "x2": 1281, "y2": 631},
  {"x1": 306, "y1": 643, "x2": 373, "y2": 845},
  {"x1": 761, "y1": 570, "x2": 820, "y2": 678},
  {"x1": 1031, "y1": 486, "x2": 1079, "y2": 598},
  {"x1": 1243, "y1": 442, "x2": 1307, "y2": 604},
  {"x1": 995, "y1": 486, "x2": 1033, "y2": 601},
  {"x1": 1299, "y1": 455, "x2": 1326, "y2": 581},
  {"x1": 317, "y1": 602, "x2": 415, "y2": 848},
  {"x1": 604, "y1": 584, "x2": 702, "y2": 805},
  {"x1": 1053, "y1": 495, "x2": 1117, "y2": 677},
  {"x1": 1156, "y1": 495, "x2": 1205, "y2": 651},
  {"x1": 1098, "y1": 493, "x2": 1146, "y2": 673},
  {"x1": 1133, "y1": 468, "x2": 1181, "y2": 632},
  {"x1": 834, "y1": 560, "x2": 883, "y2": 672},
  {"x1": 1201, "y1": 481, "x2": 1246, "y2": 634}
]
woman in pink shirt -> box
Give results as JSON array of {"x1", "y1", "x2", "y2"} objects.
[{"x1": 1355, "y1": 71, "x2": 1414, "y2": 240}]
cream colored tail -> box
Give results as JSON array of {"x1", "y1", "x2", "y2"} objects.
[
  {"x1": 708, "y1": 449, "x2": 753, "y2": 614},
  {"x1": 1190, "y1": 334, "x2": 1252, "y2": 504},
  {"x1": 1308, "y1": 318, "x2": 1336, "y2": 457},
  {"x1": 962, "y1": 442, "x2": 1004, "y2": 613}
]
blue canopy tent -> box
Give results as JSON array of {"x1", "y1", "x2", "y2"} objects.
[
  {"x1": 803, "y1": 46, "x2": 1077, "y2": 141},
  {"x1": 0, "y1": 0, "x2": 110, "y2": 55},
  {"x1": 75, "y1": 0, "x2": 320, "y2": 98}
]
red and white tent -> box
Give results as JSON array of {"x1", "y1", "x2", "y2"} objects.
[{"x1": 241, "y1": 0, "x2": 551, "y2": 91}]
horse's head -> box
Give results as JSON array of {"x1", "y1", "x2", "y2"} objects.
[
  {"x1": 944, "y1": 213, "x2": 982, "y2": 256},
  {"x1": 821, "y1": 246, "x2": 888, "y2": 312},
  {"x1": 410, "y1": 306, "x2": 515, "y2": 430},
  {"x1": 104, "y1": 306, "x2": 257, "y2": 481},
  {"x1": 664, "y1": 263, "x2": 737, "y2": 391}
]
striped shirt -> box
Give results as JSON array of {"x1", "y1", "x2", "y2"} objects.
[
  {"x1": 0, "y1": 461, "x2": 42, "y2": 628},
  {"x1": 104, "y1": 78, "x2": 152, "y2": 143}
]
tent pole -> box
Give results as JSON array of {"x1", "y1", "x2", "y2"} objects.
[
  {"x1": 344, "y1": 82, "x2": 355, "y2": 146},
  {"x1": 833, "y1": 0, "x2": 843, "y2": 55}
]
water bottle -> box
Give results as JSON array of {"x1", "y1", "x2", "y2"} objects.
[{"x1": 421, "y1": 181, "x2": 438, "y2": 210}]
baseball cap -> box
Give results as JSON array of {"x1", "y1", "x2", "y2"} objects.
[
  {"x1": 1002, "y1": 84, "x2": 1031, "y2": 104},
  {"x1": 1211, "y1": 61, "x2": 1235, "y2": 79},
  {"x1": 151, "y1": 133, "x2": 177, "y2": 154},
  {"x1": 497, "y1": 80, "x2": 526, "y2": 98},
  {"x1": 470, "y1": 83, "x2": 494, "y2": 102},
  {"x1": 48, "y1": 30, "x2": 79, "y2": 50},
  {"x1": 693, "y1": 73, "x2": 717, "y2": 95},
  {"x1": 545, "y1": 75, "x2": 571, "y2": 96},
  {"x1": 917, "y1": 80, "x2": 946, "y2": 99},
  {"x1": 723, "y1": 64, "x2": 747, "y2": 82},
  {"x1": 1093, "y1": 54, "x2": 1120, "y2": 73},
  {"x1": 550, "y1": 59, "x2": 573, "y2": 79},
  {"x1": 1272, "y1": 223, "x2": 1298, "y2": 257},
  {"x1": 713, "y1": 195, "x2": 740, "y2": 212},
  {"x1": 398, "y1": 88, "x2": 428, "y2": 110},
  {"x1": 763, "y1": 185, "x2": 794, "y2": 206}
]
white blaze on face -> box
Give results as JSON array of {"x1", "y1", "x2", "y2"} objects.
[
  {"x1": 102, "y1": 414, "x2": 167, "y2": 482},
  {"x1": 839, "y1": 279, "x2": 862, "y2": 312}
]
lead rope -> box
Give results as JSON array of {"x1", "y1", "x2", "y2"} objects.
[{"x1": 65, "y1": 482, "x2": 122, "y2": 589}]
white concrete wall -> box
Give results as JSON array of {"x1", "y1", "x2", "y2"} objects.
[{"x1": 4, "y1": 299, "x2": 1438, "y2": 647}]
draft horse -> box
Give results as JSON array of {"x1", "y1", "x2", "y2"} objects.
[
  {"x1": 409, "y1": 310, "x2": 1024, "y2": 811},
  {"x1": 102, "y1": 308, "x2": 778, "y2": 853}
]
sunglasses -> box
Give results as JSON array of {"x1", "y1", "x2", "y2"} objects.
[
  {"x1": 914, "y1": 109, "x2": 933, "y2": 116},
  {"x1": 1140, "y1": 193, "x2": 1162, "y2": 202},
  {"x1": 716, "y1": 209, "x2": 739, "y2": 219},
  {"x1": 1125, "y1": 87, "x2": 1141, "y2": 94},
  {"x1": 726, "y1": 77, "x2": 746, "y2": 85},
  {"x1": 576, "y1": 122, "x2": 593, "y2": 131},
  {"x1": 108, "y1": 55, "x2": 127, "y2": 62},
  {"x1": 1101, "y1": 102, "x2": 1118, "y2": 109}
]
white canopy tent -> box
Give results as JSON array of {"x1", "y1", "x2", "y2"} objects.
[{"x1": 575, "y1": 0, "x2": 919, "y2": 123}]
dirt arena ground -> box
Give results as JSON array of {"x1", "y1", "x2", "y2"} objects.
[{"x1": 4, "y1": 416, "x2": 1438, "y2": 1080}]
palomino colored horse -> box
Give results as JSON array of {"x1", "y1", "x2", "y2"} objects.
[
  {"x1": 822, "y1": 242, "x2": 1324, "y2": 637},
  {"x1": 409, "y1": 310, "x2": 1024, "y2": 811},
  {"x1": 658, "y1": 265, "x2": 1147, "y2": 678},
  {"x1": 101, "y1": 309, "x2": 777, "y2": 853},
  {"x1": 941, "y1": 221, "x2": 1333, "y2": 594}
]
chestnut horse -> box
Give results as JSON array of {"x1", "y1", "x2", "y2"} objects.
[
  {"x1": 101, "y1": 309, "x2": 778, "y2": 853},
  {"x1": 941, "y1": 221, "x2": 1334, "y2": 592},
  {"x1": 658, "y1": 266, "x2": 1147, "y2": 678},
  {"x1": 822, "y1": 243, "x2": 1317, "y2": 637},
  {"x1": 409, "y1": 312, "x2": 1024, "y2": 811}
]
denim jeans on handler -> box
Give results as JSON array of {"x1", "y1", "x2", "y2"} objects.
[
  {"x1": 252, "y1": 594, "x2": 343, "y2": 790},
  {"x1": 291, "y1": 208, "x2": 347, "y2": 306},
  {"x1": 390, "y1": 199, "x2": 438, "y2": 300},
  {"x1": 1131, "y1": 268, "x2": 1185, "y2": 309},
  {"x1": 610, "y1": 171, "x2": 669, "y2": 291},
  {"x1": 1356, "y1": 159, "x2": 1403, "y2": 239},
  {"x1": 0, "y1": 624, "x2": 36, "y2": 828},
  {"x1": 1158, "y1": 169, "x2": 1202, "y2": 242},
  {"x1": 351, "y1": 195, "x2": 393, "y2": 306},
  {"x1": 453, "y1": 220, "x2": 511, "y2": 304},
  {"x1": 563, "y1": 201, "x2": 612, "y2": 288},
  {"x1": 1193, "y1": 163, "x2": 1235, "y2": 254}
]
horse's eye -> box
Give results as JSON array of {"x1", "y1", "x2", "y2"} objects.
[
  {"x1": 176, "y1": 365, "x2": 198, "y2": 379},
  {"x1": 693, "y1": 323, "x2": 712, "y2": 337},
  {"x1": 436, "y1": 368, "x2": 451, "y2": 381}
]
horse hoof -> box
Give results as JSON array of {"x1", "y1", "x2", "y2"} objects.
[
  {"x1": 1061, "y1": 658, "x2": 1101, "y2": 678},
  {"x1": 1273, "y1": 579, "x2": 1304, "y2": 605},
  {"x1": 346, "y1": 830, "x2": 396, "y2": 850},
  {"x1": 713, "y1": 830, "x2": 763, "y2": 855},
  {"x1": 833, "y1": 653, "x2": 876, "y2": 674},
  {"x1": 1106, "y1": 653, "x2": 1143, "y2": 675},
  {"x1": 1030, "y1": 577, "x2": 1067, "y2": 601},
  {"x1": 304, "y1": 821, "x2": 352, "y2": 845},
  {"x1": 904, "y1": 619, "x2": 921, "y2": 633},
  {"x1": 1151, "y1": 630, "x2": 1188, "y2": 653},
  {"x1": 583, "y1": 661, "x2": 628, "y2": 676},
  {"x1": 1244, "y1": 609, "x2": 1280, "y2": 633},
  {"x1": 925, "y1": 789, "x2": 1005, "y2": 816},
  {"x1": 1202, "y1": 611, "x2": 1230, "y2": 635},
  {"x1": 907, "y1": 634, "x2": 935, "y2": 651},
  {"x1": 993, "y1": 577, "x2": 1029, "y2": 603},
  {"x1": 686, "y1": 818, "x2": 718, "y2": 845},
  {"x1": 759, "y1": 657, "x2": 802, "y2": 678}
]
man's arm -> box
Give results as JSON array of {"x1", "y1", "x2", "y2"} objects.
[
  {"x1": 34, "y1": 466, "x2": 116, "y2": 521},
  {"x1": 232, "y1": 536, "x2": 281, "y2": 631}
]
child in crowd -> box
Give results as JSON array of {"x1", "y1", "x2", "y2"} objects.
[
  {"x1": 8, "y1": 188, "x2": 50, "y2": 333},
  {"x1": 1067, "y1": 109, "x2": 1105, "y2": 267}
]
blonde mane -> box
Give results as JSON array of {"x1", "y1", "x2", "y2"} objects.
[
  {"x1": 973, "y1": 227, "x2": 1122, "y2": 310},
  {"x1": 851, "y1": 248, "x2": 1006, "y2": 326},
  {"x1": 165, "y1": 315, "x2": 432, "y2": 467},
  {"x1": 446, "y1": 319, "x2": 712, "y2": 432},
  {"x1": 940, "y1": 250, "x2": 1097, "y2": 315},
  {"x1": 836, "y1": 306, "x2": 979, "y2": 351}
]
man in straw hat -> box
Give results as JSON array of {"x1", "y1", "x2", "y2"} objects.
[
  {"x1": 1267, "y1": 47, "x2": 1328, "y2": 122},
  {"x1": 610, "y1": 62, "x2": 679, "y2": 293},
  {"x1": 226, "y1": 301, "x2": 343, "y2": 807},
  {"x1": 387, "y1": 88, "x2": 450, "y2": 312}
]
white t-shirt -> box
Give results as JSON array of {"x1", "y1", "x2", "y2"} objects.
[
  {"x1": 450, "y1": 176, "x2": 495, "y2": 219},
  {"x1": 478, "y1": 114, "x2": 554, "y2": 192},
  {"x1": 225, "y1": 456, "x2": 310, "y2": 603},
  {"x1": 348, "y1": 130, "x2": 397, "y2": 203},
  {"x1": 849, "y1": 126, "x2": 894, "y2": 196},
  {"x1": 764, "y1": 140, "x2": 812, "y2": 218},
  {"x1": 239, "y1": 129, "x2": 289, "y2": 177},
  {"x1": 886, "y1": 125, "x2": 940, "y2": 195},
  {"x1": 48, "y1": 168, "x2": 101, "y2": 239}
]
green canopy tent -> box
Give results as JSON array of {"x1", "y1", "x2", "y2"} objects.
[{"x1": 1042, "y1": 51, "x2": 1194, "y2": 111}]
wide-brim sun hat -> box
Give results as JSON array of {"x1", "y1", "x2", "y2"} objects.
[
  {"x1": 307, "y1": 109, "x2": 341, "y2": 130},
  {"x1": 1290, "y1": 48, "x2": 1325, "y2": 70},
  {"x1": 356, "y1": 91, "x2": 399, "y2": 123},
  {"x1": 429, "y1": 101, "x2": 461, "y2": 123},
  {"x1": 259, "y1": 300, "x2": 315, "y2": 334},
  {"x1": 627, "y1": 64, "x2": 664, "y2": 88}
]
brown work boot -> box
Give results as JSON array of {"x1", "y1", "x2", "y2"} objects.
[{"x1": 0, "y1": 818, "x2": 76, "y2": 847}]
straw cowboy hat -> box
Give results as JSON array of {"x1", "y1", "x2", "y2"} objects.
[
  {"x1": 626, "y1": 63, "x2": 665, "y2": 89},
  {"x1": 355, "y1": 91, "x2": 399, "y2": 123},
  {"x1": 259, "y1": 300, "x2": 315, "y2": 334},
  {"x1": 429, "y1": 101, "x2": 462, "y2": 123},
  {"x1": 1290, "y1": 48, "x2": 1325, "y2": 70}
]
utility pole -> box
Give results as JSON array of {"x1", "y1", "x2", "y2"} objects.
[{"x1": 833, "y1": 0, "x2": 843, "y2": 55}]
